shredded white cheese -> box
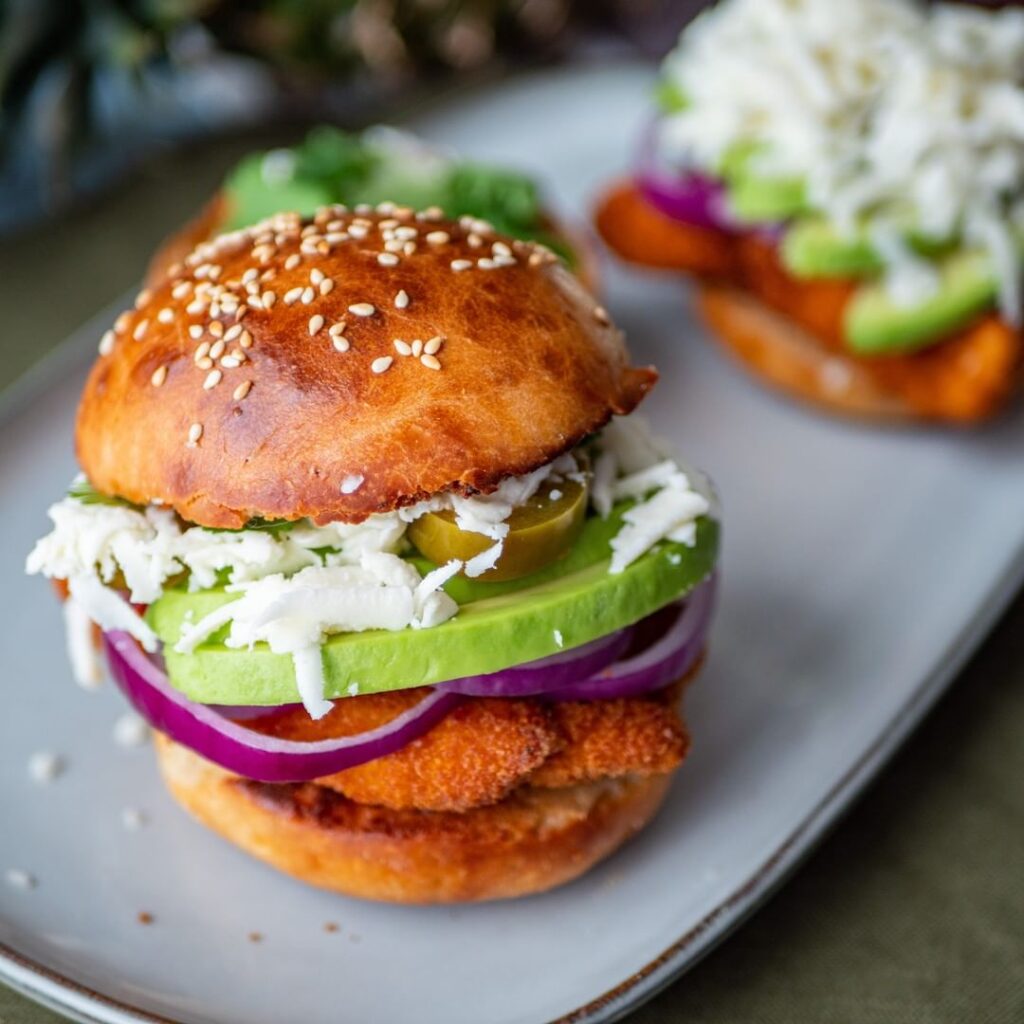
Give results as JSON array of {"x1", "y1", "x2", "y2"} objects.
[
  {"x1": 28, "y1": 420, "x2": 712, "y2": 717},
  {"x1": 175, "y1": 557, "x2": 460, "y2": 718},
  {"x1": 658, "y1": 0, "x2": 1024, "y2": 319}
]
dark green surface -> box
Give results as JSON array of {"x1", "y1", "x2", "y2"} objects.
[{"x1": 2, "y1": 137, "x2": 1023, "y2": 1024}]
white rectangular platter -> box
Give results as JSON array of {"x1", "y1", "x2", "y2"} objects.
[{"x1": 2, "y1": 63, "x2": 1024, "y2": 1024}]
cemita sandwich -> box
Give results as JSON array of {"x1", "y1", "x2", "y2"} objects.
[
  {"x1": 595, "y1": 0, "x2": 1024, "y2": 423},
  {"x1": 27, "y1": 200, "x2": 719, "y2": 903}
]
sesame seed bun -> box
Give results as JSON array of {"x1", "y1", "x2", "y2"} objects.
[
  {"x1": 595, "y1": 181, "x2": 1023, "y2": 424},
  {"x1": 78, "y1": 206, "x2": 655, "y2": 527},
  {"x1": 154, "y1": 733, "x2": 672, "y2": 903}
]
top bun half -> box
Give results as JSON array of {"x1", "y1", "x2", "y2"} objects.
[{"x1": 76, "y1": 205, "x2": 656, "y2": 528}]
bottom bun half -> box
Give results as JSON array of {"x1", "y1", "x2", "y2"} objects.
[{"x1": 154, "y1": 734, "x2": 673, "y2": 904}]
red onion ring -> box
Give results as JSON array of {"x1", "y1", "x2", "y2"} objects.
[
  {"x1": 542, "y1": 574, "x2": 716, "y2": 701},
  {"x1": 435, "y1": 627, "x2": 632, "y2": 697},
  {"x1": 102, "y1": 631, "x2": 463, "y2": 783}
]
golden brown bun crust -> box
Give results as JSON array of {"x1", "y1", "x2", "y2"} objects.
[
  {"x1": 79, "y1": 207, "x2": 654, "y2": 528},
  {"x1": 155, "y1": 734, "x2": 673, "y2": 903},
  {"x1": 595, "y1": 181, "x2": 1022, "y2": 424},
  {"x1": 697, "y1": 285, "x2": 915, "y2": 420}
]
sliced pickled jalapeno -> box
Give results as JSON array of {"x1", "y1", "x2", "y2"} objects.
[{"x1": 407, "y1": 477, "x2": 589, "y2": 582}]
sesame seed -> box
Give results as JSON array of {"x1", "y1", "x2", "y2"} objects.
[
  {"x1": 309, "y1": 268, "x2": 324, "y2": 285},
  {"x1": 114, "y1": 312, "x2": 132, "y2": 334},
  {"x1": 221, "y1": 356, "x2": 241, "y2": 369},
  {"x1": 411, "y1": 339, "x2": 424, "y2": 357},
  {"x1": 172, "y1": 281, "x2": 192, "y2": 300},
  {"x1": 155, "y1": 307, "x2": 173, "y2": 324},
  {"x1": 325, "y1": 232, "x2": 348, "y2": 245},
  {"x1": 379, "y1": 218, "x2": 399, "y2": 230},
  {"x1": 395, "y1": 226, "x2": 417, "y2": 241},
  {"x1": 235, "y1": 305, "x2": 248, "y2": 321},
  {"x1": 332, "y1": 336, "x2": 350, "y2": 352},
  {"x1": 301, "y1": 287, "x2": 315, "y2": 304},
  {"x1": 478, "y1": 257, "x2": 497, "y2": 269},
  {"x1": 239, "y1": 330, "x2": 253, "y2": 349},
  {"x1": 403, "y1": 242, "x2": 416, "y2": 256},
  {"x1": 420, "y1": 206, "x2": 444, "y2": 221},
  {"x1": 426, "y1": 231, "x2": 449, "y2": 245},
  {"x1": 186, "y1": 299, "x2": 206, "y2": 315},
  {"x1": 424, "y1": 335, "x2": 444, "y2": 355},
  {"x1": 467, "y1": 233, "x2": 483, "y2": 248},
  {"x1": 384, "y1": 239, "x2": 404, "y2": 254},
  {"x1": 420, "y1": 354, "x2": 441, "y2": 370},
  {"x1": 209, "y1": 321, "x2": 224, "y2": 338},
  {"x1": 233, "y1": 380, "x2": 252, "y2": 401},
  {"x1": 394, "y1": 339, "x2": 412, "y2": 356},
  {"x1": 340, "y1": 473, "x2": 365, "y2": 494},
  {"x1": 134, "y1": 289, "x2": 151, "y2": 309},
  {"x1": 196, "y1": 357, "x2": 213, "y2": 370},
  {"x1": 284, "y1": 287, "x2": 303, "y2": 305},
  {"x1": 377, "y1": 253, "x2": 399, "y2": 267},
  {"x1": 5, "y1": 869, "x2": 36, "y2": 891},
  {"x1": 492, "y1": 241, "x2": 512, "y2": 257},
  {"x1": 319, "y1": 278, "x2": 334, "y2": 295},
  {"x1": 262, "y1": 290, "x2": 276, "y2": 309},
  {"x1": 28, "y1": 751, "x2": 64, "y2": 784},
  {"x1": 187, "y1": 423, "x2": 203, "y2": 446},
  {"x1": 593, "y1": 306, "x2": 611, "y2": 325},
  {"x1": 450, "y1": 259, "x2": 472, "y2": 272},
  {"x1": 328, "y1": 320, "x2": 348, "y2": 337},
  {"x1": 348, "y1": 225, "x2": 368, "y2": 240},
  {"x1": 493, "y1": 254, "x2": 517, "y2": 267},
  {"x1": 121, "y1": 808, "x2": 147, "y2": 831},
  {"x1": 194, "y1": 341, "x2": 211, "y2": 362},
  {"x1": 371, "y1": 356, "x2": 393, "y2": 374},
  {"x1": 150, "y1": 366, "x2": 168, "y2": 387},
  {"x1": 528, "y1": 251, "x2": 545, "y2": 267},
  {"x1": 132, "y1": 319, "x2": 149, "y2": 341},
  {"x1": 285, "y1": 254, "x2": 301, "y2": 270},
  {"x1": 188, "y1": 325, "x2": 204, "y2": 340},
  {"x1": 348, "y1": 303, "x2": 375, "y2": 317},
  {"x1": 99, "y1": 330, "x2": 115, "y2": 356},
  {"x1": 394, "y1": 289, "x2": 409, "y2": 309},
  {"x1": 242, "y1": 268, "x2": 259, "y2": 284},
  {"x1": 308, "y1": 314, "x2": 324, "y2": 336},
  {"x1": 224, "y1": 324, "x2": 242, "y2": 342},
  {"x1": 209, "y1": 339, "x2": 226, "y2": 360},
  {"x1": 203, "y1": 369, "x2": 222, "y2": 390}
]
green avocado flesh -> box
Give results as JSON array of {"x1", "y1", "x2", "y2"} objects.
[
  {"x1": 222, "y1": 126, "x2": 574, "y2": 264},
  {"x1": 844, "y1": 249, "x2": 998, "y2": 355},
  {"x1": 146, "y1": 513, "x2": 720, "y2": 706},
  {"x1": 781, "y1": 220, "x2": 886, "y2": 278},
  {"x1": 780, "y1": 218, "x2": 954, "y2": 280},
  {"x1": 727, "y1": 173, "x2": 807, "y2": 223}
]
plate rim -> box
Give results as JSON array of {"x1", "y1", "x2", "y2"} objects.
[{"x1": 4, "y1": 274, "x2": 1024, "y2": 1024}]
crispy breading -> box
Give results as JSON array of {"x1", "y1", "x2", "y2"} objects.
[
  {"x1": 594, "y1": 180, "x2": 734, "y2": 276},
  {"x1": 246, "y1": 690, "x2": 562, "y2": 813},
  {"x1": 529, "y1": 684, "x2": 689, "y2": 789},
  {"x1": 243, "y1": 682, "x2": 691, "y2": 813}
]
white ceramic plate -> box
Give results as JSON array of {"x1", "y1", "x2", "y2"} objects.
[{"x1": 3, "y1": 63, "x2": 1024, "y2": 1024}]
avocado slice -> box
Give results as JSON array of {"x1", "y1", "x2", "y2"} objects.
[
  {"x1": 782, "y1": 219, "x2": 886, "y2": 278},
  {"x1": 146, "y1": 513, "x2": 719, "y2": 706},
  {"x1": 844, "y1": 249, "x2": 998, "y2": 355},
  {"x1": 727, "y1": 173, "x2": 807, "y2": 223},
  {"x1": 781, "y1": 218, "x2": 956, "y2": 280},
  {"x1": 223, "y1": 154, "x2": 333, "y2": 230}
]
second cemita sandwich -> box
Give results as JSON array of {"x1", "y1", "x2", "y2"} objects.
[
  {"x1": 27, "y1": 202, "x2": 719, "y2": 903},
  {"x1": 597, "y1": 0, "x2": 1024, "y2": 423}
]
